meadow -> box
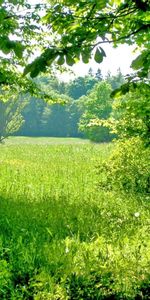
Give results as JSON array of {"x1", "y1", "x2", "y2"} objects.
[{"x1": 0, "y1": 137, "x2": 150, "y2": 299}]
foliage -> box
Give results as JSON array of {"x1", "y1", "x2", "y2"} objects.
[
  {"x1": 0, "y1": 1, "x2": 34, "y2": 86},
  {"x1": 16, "y1": 73, "x2": 104, "y2": 138},
  {"x1": 108, "y1": 83, "x2": 150, "y2": 145},
  {"x1": 0, "y1": 0, "x2": 149, "y2": 98},
  {"x1": 106, "y1": 68, "x2": 125, "y2": 90},
  {"x1": 0, "y1": 138, "x2": 150, "y2": 298},
  {"x1": 16, "y1": 72, "x2": 125, "y2": 140},
  {"x1": 79, "y1": 81, "x2": 113, "y2": 142},
  {"x1": 98, "y1": 137, "x2": 150, "y2": 194},
  {"x1": 15, "y1": 74, "x2": 80, "y2": 138},
  {"x1": 0, "y1": 2, "x2": 60, "y2": 102},
  {"x1": 65, "y1": 75, "x2": 98, "y2": 99},
  {"x1": 94, "y1": 81, "x2": 150, "y2": 193},
  {"x1": 96, "y1": 82, "x2": 150, "y2": 194},
  {"x1": 24, "y1": 0, "x2": 150, "y2": 85},
  {"x1": 0, "y1": 88, "x2": 25, "y2": 142},
  {"x1": 18, "y1": 97, "x2": 83, "y2": 138}
]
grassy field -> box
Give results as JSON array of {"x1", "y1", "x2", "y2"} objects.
[
  {"x1": 5, "y1": 136, "x2": 90, "y2": 145},
  {"x1": 0, "y1": 137, "x2": 150, "y2": 299}
]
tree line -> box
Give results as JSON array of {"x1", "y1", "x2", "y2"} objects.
[{"x1": 2, "y1": 69, "x2": 123, "y2": 141}]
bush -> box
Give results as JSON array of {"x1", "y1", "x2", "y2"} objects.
[
  {"x1": 98, "y1": 137, "x2": 150, "y2": 194},
  {"x1": 82, "y1": 124, "x2": 112, "y2": 143}
]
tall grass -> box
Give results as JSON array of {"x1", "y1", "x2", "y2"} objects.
[{"x1": 0, "y1": 138, "x2": 149, "y2": 299}]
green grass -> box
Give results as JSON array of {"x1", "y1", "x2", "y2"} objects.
[
  {"x1": 5, "y1": 136, "x2": 90, "y2": 145},
  {"x1": 0, "y1": 137, "x2": 150, "y2": 299}
]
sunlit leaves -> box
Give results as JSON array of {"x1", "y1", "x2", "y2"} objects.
[
  {"x1": 0, "y1": 0, "x2": 149, "y2": 92},
  {"x1": 131, "y1": 50, "x2": 150, "y2": 78},
  {"x1": 0, "y1": 37, "x2": 24, "y2": 58},
  {"x1": 24, "y1": 48, "x2": 58, "y2": 77},
  {"x1": 109, "y1": 83, "x2": 150, "y2": 145},
  {"x1": 79, "y1": 81, "x2": 113, "y2": 142}
]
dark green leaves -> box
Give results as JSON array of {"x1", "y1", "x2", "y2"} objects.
[
  {"x1": 94, "y1": 47, "x2": 106, "y2": 63},
  {"x1": 0, "y1": 37, "x2": 24, "y2": 58},
  {"x1": 13, "y1": 42, "x2": 25, "y2": 59},
  {"x1": 111, "y1": 83, "x2": 139, "y2": 98},
  {"x1": 82, "y1": 53, "x2": 89, "y2": 64},
  {"x1": 57, "y1": 55, "x2": 65, "y2": 65},
  {"x1": 24, "y1": 48, "x2": 58, "y2": 78},
  {"x1": 81, "y1": 48, "x2": 91, "y2": 64},
  {"x1": 66, "y1": 53, "x2": 75, "y2": 66}
]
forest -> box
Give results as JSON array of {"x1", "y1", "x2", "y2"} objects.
[
  {"x1": 0, "y1": 0, "x2": 150, "y2": 299},
  {"x1": 6, "y1": 69, "x2": 122, "y2": 141}
]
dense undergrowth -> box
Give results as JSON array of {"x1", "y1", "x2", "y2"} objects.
[
  {"x1": 0, "y1": 138, "x2": 150, "y2": 299},
  {"x1": 98, "y1": 137, "x2": 150, "y2": 194}
]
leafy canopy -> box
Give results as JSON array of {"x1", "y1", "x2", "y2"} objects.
[
  {"x1": 0, "y1": 0, "x2": 149, "y2": 92},
  {"x1": 23, "y1": 0, "x2": 150, "y2": 84},
  {"x1": 0, "y1": 1, "x2": 56, "y2": 101}
]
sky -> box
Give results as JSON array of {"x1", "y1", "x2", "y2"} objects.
[{"x1": 58, "y1": 44, "x2": 138, "y2": 81}]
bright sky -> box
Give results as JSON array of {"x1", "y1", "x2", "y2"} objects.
[{"x1": 59, "y1": 44, "x2": 138, "y2": 81}]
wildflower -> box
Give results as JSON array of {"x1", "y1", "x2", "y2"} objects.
[{"x1": 134, "y1": 212, "x2": 140, "y2": 217}]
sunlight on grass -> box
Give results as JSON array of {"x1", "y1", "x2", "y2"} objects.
[{"x1": 0, "y1": 137, "x2": 149, "y2": 299}]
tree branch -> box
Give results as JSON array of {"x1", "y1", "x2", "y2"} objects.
[{"x1": 91, "y1": 24, "x2": 150, "y2": 49}]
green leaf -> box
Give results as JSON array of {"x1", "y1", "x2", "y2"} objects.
[
  {"x1": 81, "y1": 48, "x2": 91, "y2": 64},
  {"x1": 30, "y1": 68, "x2": 40, "y2": 78},
  {"x1": 131, "y1": 51, "x2": 150, "y2": 71},
  {"x1": 111, "y1": 83, "x2": 138, "y2": 98},
  {"x1": 82, "y1": 53, "x2": 89, "y2": 64},
  {"x1": 97, "y1": 0, "x2": 107, "y2": 9},
  {"x1": 131, "y1": 54, "x2": 144, "y2": 70},
  {"x1": 66, "y1": 54, "x2": 75, "y2": 66},
  {"x1": 94, "y1": 48, "x2": 103, "y2": 63},
  {"x1": 57, "y1": 55, "x2": 65, "y2": 65},
  {"x1": 13, "y1": 42, "x2": 24, "y2": 59},
  {"x1": 99, "y1": 47, "x2": 106, "y2": 57},
  {"x1": 23, "y1": 63, "x2": 34, "y2": 76}
]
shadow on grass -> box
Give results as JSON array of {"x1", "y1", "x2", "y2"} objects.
[{"x1": 0, "y1": 194, "x2": 150, "y2": 299}]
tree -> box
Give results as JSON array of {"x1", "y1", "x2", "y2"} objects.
[
  {"x1": 0, "y1": 1, "x2": 149, "y2": 89},
  {"x1": 95, "y1": 68, "x2": 103, "y2": 81},
  {"x1": 18, "y1": 97, "x2": 46, "y2": 137},
  {"x1": 0, "y1": 1, "x2": 149, "y2": 97},
  {"x1": 24, "y1": 0, "x2": 150, "y2": 87},
  {"x1": 88, "y1": 68, "x2": 94, "y2": 77},
  {"x1": 79, "y1": 81, "x2": 113, "y2": 142},
  {"x1": 17, "y1": 75, "x2": 82, "y2": 138},
  {"x1": 0, "y1": 89, "x2": 25, "y2": 142},
  {"x1": 65, "y1": 75, "x2": 97, "y2": 99},
  {"x1": 97, "y1": 82, "x2": 150, "y2": 194},
  {"x1": 106, "y1": 69, "x2": 125, "y2": 90},
  {"x1": 108, "y1": 83, "x2": 150, "y2": 146},
  {"x1": 0, "y1": 2, "x2": 59, "y2": 103}
]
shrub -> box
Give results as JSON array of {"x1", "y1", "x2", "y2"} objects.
[{"x1": 98, "y1": 137, "x2": 150, "y2": 194}]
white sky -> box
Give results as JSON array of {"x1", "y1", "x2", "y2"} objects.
[{"x1": 58, "y1": 44, "x2": 138, "y2": 81}]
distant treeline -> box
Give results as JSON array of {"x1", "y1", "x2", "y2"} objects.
[{"x1": 17, "y1": 68, "x2": 124, "y2": 141}]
